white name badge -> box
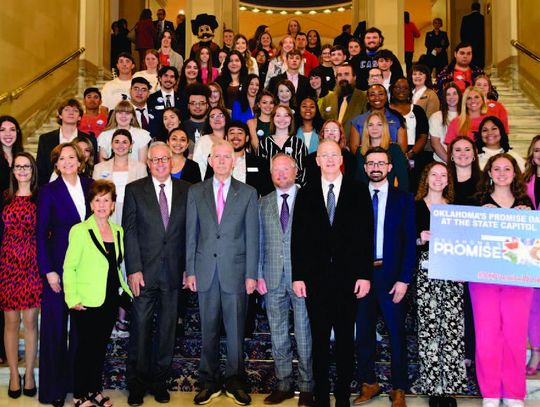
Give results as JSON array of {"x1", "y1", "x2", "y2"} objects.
[{"x1": 247, "y1": 167, "x2": 259, "y2": 173}]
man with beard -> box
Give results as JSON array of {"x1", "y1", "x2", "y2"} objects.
[
  {"x1": 350, "y1": 27, "x2": 403, "y2": 91},
  {"x1": 353, "y1": 147, "x2": 415, "y2": 407},
  {"x1": 147, "y1": 66, "x2": 181, "y2": 138},
  {"x1": 319, "y1": 64, "x2": 367, "y2": 146},
  {"x1": 182, "y1": 84, "x2": 210, "y2": 146}
]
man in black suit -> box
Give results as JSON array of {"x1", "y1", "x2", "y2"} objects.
[
  {"x1": 36, "y1": 98, "x2": 97, "y2": 185},
  {"x1": 292, "y1": 140, "x2": 373, "y2": 407},
  {"x1": 267, "y1": 49, "x2": 315, "y2": 105},
  {"x1": 129, "y1": 77, "x2": 158, "y2": 134},
  {"x1": 460, "y1": 2, "x2": 485, "y2": 68},
  {"x1": 147, "y1": 66, "x2": 181, "y2": 138},
  {"x1": 154, "y1": 9, "x2": 175, "y2": 48},
  {"x1": 123, "y1": 141, "x2": 189, "y2": 406}
]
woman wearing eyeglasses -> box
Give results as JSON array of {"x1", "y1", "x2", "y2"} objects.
[{"x1": 0, "y1": 153, "x2": 41, "y2": 399}]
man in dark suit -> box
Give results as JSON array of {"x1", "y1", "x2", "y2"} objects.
[
  {"x1": 353, "y1": 147, "x2": 415, "y2": 407},
  {"x1": 154, "y1": 9, "x2": 175, "y2": 48},
  {"x1": 186, "y1": 140, "x2": 259, "y2": 406},
  {"x1": 129, "y1": 77, "x2": 159, "y2": 134},
  {"x1": 267, "y1": 49, "x2": 315, "y2": 105},
  {"x1": 292, "y1": 139, "x2": 373, "y2": 407},
  {"x1": 147, "y1": 66, "x2": 181, "y2": 138},
  {"x1": 36, "y1": 98, "x2": 97, "y2": 185},
  {"x1": 460, "y1": 2, "x2": 485, "y2": 68},
  {"x1": 123, "y1": 141, "x2": 189, "y2": 406}
]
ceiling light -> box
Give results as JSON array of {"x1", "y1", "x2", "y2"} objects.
[{"x1": 239, "y1": 6, "x2": 247, "y2": 10}]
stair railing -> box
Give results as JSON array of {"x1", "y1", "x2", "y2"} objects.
[
  {"x1": 511, "y1": 40, "x2": 540, "y2": 63},
  {"x1": 0, "y1": 47, "x2": 86, "y2": 107}
]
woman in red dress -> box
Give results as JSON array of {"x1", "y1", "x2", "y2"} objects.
[{"x1": 0, "y1": 152, "x2": 42, "y2": 398}]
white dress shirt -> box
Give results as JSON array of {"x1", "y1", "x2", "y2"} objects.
[
  {"x1": 232, "y1": 154, "x2": 246, "y2": 184},
  {"x1": 59, "y1": 128, "x2": 78, "y2": 144},
  {"x1": 151, "y1": 176, "x2": 173, "y2": 215},
  {"x1": 63, "y1": 176, "x2": 86, "y2": 221},
  {"x1": 369, "y1": 180, "x2": 389, "y2": 260},
  {"x1": 161, "y1": 90, "x2": 175, "y2": 107},
  {"x1": 321, "y1": 173, "x2": 343, "y2": 208}
]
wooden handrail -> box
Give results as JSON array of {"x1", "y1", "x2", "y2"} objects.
[
  {"x1": 511, "y1": 40, "x2": 540, "y2": 63},
  {"x1": 0, "y1": 47, "x2": 85, "y2": 106}
]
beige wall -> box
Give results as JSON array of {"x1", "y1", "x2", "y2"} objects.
[
  {"x1": 0, "y1": 0, "x2": 80, "y2": 120},
  {"x1": 517, "y1": 0, "x2": 540, "y2": 107}
]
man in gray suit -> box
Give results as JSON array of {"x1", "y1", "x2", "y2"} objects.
[
  {"x1": 186, "y1": 140, "x2": 259, "y2": 406},
  {"x1": 123, "y1": 142, "x2": 190, "y2": 406},
  {"x1": 258, "y1": 153, "x2": 314, "y2": 406}
]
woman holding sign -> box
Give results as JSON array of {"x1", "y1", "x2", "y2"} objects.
[
  {"x1": 415, "y1": 162, "x2": 466, "y2": 407},
  {"x1": 472, "y1": 153, "x2": 533, "y2": 407}
]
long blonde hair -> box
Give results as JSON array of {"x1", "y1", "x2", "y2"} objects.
[
  {"x1": 360, "y1": 111, "x2": 391, "y2": 155},
  {"x1": 105, "y1": 100, "x2": 140, "y2": 130},
  {"x1": 458, "y1": 86, "x2": 487, "y2": 135}
]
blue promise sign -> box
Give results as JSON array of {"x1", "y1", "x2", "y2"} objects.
[{"x1": 428, "y1": 204, "x2": 540, "y2": 287}]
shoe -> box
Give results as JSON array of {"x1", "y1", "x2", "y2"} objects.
[
  {"x1": 127, "y1": 390, "x2": 144, "y2": 406},
  {"x1": 353, "y1": 383, "x2": 382, "y2": 405},
  {"x1": 23, "y1": 373, "x2": 37, "y2": 397},
  {"x1": 502, "y1": 399, "x2": 524, "y2": 407},
  {"x1": 153, "y1": 389, "x2": 170, "y2": 403},
  {"x1": 225, "y1": 388, "x2": 252, "y2": 405},
  {"x1": 8, "y1": 374, "x2": 22, "y2": 399},
  {"x1": 335, "y1": 396, "x2": 351, "y2": 407},
  {"x1": 194, "y1": 388, "x2": 222, "y2": 405},
  {"x1": 264, "y1": 389, "x2": 295, "y2": 404},
  {"x1": 298, "y1": 391, "x2": 314, "y2": 407},
  {"x1": 74, "y1": 397, "x2": 95, "y2": 407},
  {"x1": 482, "y1": 398, "x2": 500, "y2": 407},
  {"x1": 428, "y1": 396, "x2": 440, "y2": 407},
  {"x1": 389, "y1": 389, "x2": 407, "y2": 407},
  {"x1": 442, "y1": 396, "x2": 457, "y2": 407},
  {"x1": 89, "y1": 392, "x2": 113, "y2": 407},
  {"x1": 52, "y1": 398, "x2": 65, "y2": 407}
]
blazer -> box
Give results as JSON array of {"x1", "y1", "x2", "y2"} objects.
[
  {"x1": 36, "y1": 129, "x2": 96, "y2": 185},
  {"x1": 63, "y1": 215, "x2": 132, "y2": 308},
  {"x1": 93, "y1": 158, "x2": 148, "y2": 183},
  {"x1": 204, "y1": 153, "x2": 273, "y2": 197},
  {"x1": 291, "y1": 176, "x2": 373, "y2": 292},
  {"x1": 175, "y1": 159, "x2": 202, "y2": 184},
  {"x1": 147, "y1": 90, "x2": 182, "y2": 137},
  {"x1": 296, "y1": 127, "x2": 319, "y2": 154},
  {"x1": 268, "y1": 73, "x2": 315, "y2": 107},
  {"x1": 186, "y1": 177, "x2": 259, "y2": 294},
  {"x1": 37, "y1": 176, "x2": 93, "y2": 277},
  {"x1": 376, "y1": 186, "x2": 416, "y2": 290},
  {"x1": 319, "y1": 89, "x2": 367, "y2": 141},
  {"x1": 258, "y1": 188, "x2": 298, "y2": 290},
  {"x1": 122, "y1": 176, "x2": 189, "y2": 289}
]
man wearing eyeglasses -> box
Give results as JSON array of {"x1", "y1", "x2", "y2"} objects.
[
  {"x1": 123, "y1": 142, "x2": 190, "y2": 406},
  {"x1": 354, "y1": 147, "x2": 415, "y2": 407},
  {"x1": 182, "y1": 83, "x2": 210, "y2": 146},
  {"x1": 292, "y1": 139, "x2": 373, "y2": 407}
]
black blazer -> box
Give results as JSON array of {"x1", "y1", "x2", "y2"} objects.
[
  {"x1": 204, "y1": 152, "x2": 273, "y2": 197},
  {"x1": 122, "y1": 176, "x2": 189, "y2": 289},
  {"x1": 291, "y1": 176, "x2": 373, "y2": 292},
  {"x1": 36, "y1": 129, "x2": 96, "y2": 186},
  {"x1": 267, "y1": 73, "x2": 315, "y2": 106},
  {"x1": 147, "y1": 90, "x2": 183, "y2": 138}
]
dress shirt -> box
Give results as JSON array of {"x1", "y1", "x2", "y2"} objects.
[
  {"x1": 213, "y1": 176, "x2": 232, "y2": 208},
  {"x1": 412, "y1": 86, "x2": 427, "y2": 105},
  {"x1": 133, "y1": 103, "x2": 150, "y2": 127},
  {"x1": 369, "y1": 180, "x2": 389, "y2": 259},
  {"x1": 59, "y1": 128, "x2": 78, "y2": 144},
  {"x1": 161, "y1": 90, "x2": 175, "y2": 107},
  {"x1": 63, "y1": 175, "x2": 86, "y2": 221},
  {"x1": 276, "y1": 185, "x2": 297, "y2": 213},
  {"x1": 151, "y1": 176, "x2": 172, "y2": 215},
  {"x1": 321, "y1": 173, "x2": 343, "y2": 208},
  {"x1": 286, "y1": 72, "x2": 299, "y2": 90},
  {"x1": 232, "y1": 154, "x2": 246, "y2": 184}
]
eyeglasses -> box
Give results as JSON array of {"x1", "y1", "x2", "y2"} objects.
[
  {"x1": 189, "y1": 101, "x2": 207, "y2": 107},
  {"x1": 318, "y1": 153, "x2": 341, "y2": 159},
  {"x1": 149, "y1": 156, "x2": 171, "y2": 164},
  {"x1": 366, "y1": 161, "x2": 389, "y2": 168},
  {"x1": 210, "y1": 113, "x2": 225, "y2": 120},
  {"x1": 13, "y1": 165, "x2": 32, "y2": 171}
]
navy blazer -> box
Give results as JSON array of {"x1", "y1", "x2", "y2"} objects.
[
  {"x1": 147, "y1": 90, "x2": 182, "y2": 138},
  {"x1": 36, "y1": 176, "x2": 93, "y2": 277}
]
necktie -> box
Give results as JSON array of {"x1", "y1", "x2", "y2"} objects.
[
  {"x1": 136, "y1": 108, "x2": 149, "y2": 130},
  {"x1": 372, "y1": 189, "x2": 379, "y2": 259},
  {"x1": 327, "y1": 184, "x2": 335, "y2": 225},
  {"x1": 337, "y1": 97, "x2": 348, "y2": 124},
  {"x1": 159, "y1": 184, "x2": 169, "y2": 229},
  {"x1": 165, "y1": 94, "x2": 172, "y2": 108},
  {"x1": 280, "y1": 193, "x2": 289, "y2": 232},
  {"x1": 217, "y1": 181, "x2": 225, "y2": 224}
]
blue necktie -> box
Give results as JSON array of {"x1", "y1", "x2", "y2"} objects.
[
  {"x1": 280, "y1": 194, "x2": 289, "y2": 233},
  {"x1": 372, "y1": 189, "x2": 379, "y2": 259},
  {"x1": 327, "y1": 184, "x2": 335, "y2": 225}
]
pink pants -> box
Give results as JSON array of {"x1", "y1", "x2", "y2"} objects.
[
  {"x1": 469, "y1": 282, "x2": 532, "y2": 399},
  {"x1": 528, "y1": 288, "x2": 540, "y2": 347}
]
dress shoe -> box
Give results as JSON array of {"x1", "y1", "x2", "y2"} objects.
[
  {"x1": 127, "y1": 391, "x2": 144, "y2": 406},
  {"x1": 264, "y1": 389, "x2": 295, "y2": 404},
  {"x1": 298, "y1": 391, "x2": 314, "y2": 407},
  {"x1": 335, "y1": 396, "x2": 351, "y2": 407},
  {"x1": 389, "y1": 389, "x2": 407, "y2": 407},
  {"x1": 482, "y1": 399, "x2": 500, "y2": 407},
  {"x1": 193, "y1": 388, "x2": 222, "y2": 405},
  {"x1": 153, "y1": 388, "x2": 170, "y2": 403},
  {"x1": 52, "y1": 399, "x2": 65, "y2": 407},
  {"x1": 23, "y1": 373, "x2": 37, "y2": 397},
  {"x1": 225, "y1": 388, "x2": 252, "y2": 405},
  {"x1": 8, "y1": 374, "x2": 22, "y2": 399},
  {"x1": 353, "y1": 383, "x2": 382, "y2": 405},
  {"x1": 502, "y1": 399, "x2": 524, "y2": 407}
]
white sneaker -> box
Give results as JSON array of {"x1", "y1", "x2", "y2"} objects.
[
  {"x1": 502, "y1": 399, "x2": 524, "y2": 407},
  {"x1": 483, "y1": 398, "x2": 501, "y2": 407}
]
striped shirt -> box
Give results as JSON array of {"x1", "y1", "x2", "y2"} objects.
[{"x1": 259, "y1": 135, "x2": 308, "y2": 186}]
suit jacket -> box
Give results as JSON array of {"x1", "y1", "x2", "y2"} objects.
[
  {"x1": 122, "y1": 176, "x2": 189, "y2": 289},
  {"x1": 147, "y1": 90, "x2": 182, "y2": 137},
  {"x1": 460, "y1": 11, "x2": 485, "y2": 67},
  {"x1": 186, "y1": 177, "x2": 259, "y2": 294},
  {"x1": 93, "y1": 158, "x2": 148, "y2": 183},
  {"x1": 268, "y1": 73, "x2": 315, "y2": 106},
  {"x1": 258, "y1": 188, "x2": 298, "y2": 290},
  {"x1": 204, "y1": 153, "x2": 273, "y2": 197},
  {"x1": 37, "y1": 175, "x2": 93, "y2": 277},
  {"x1": 176, "y1": 158, "x2": 202, "y2": 184},
  {"x1": 319, "y1": 89, "x2": 367, "y2": 141},
  {"x1": 291, "y1": 177, "x2": 373, "y2": 293},
  {"x1": 36, "y1": 129, "x2": 96, "y2": 185},
  {"x1": 63, "y1": 215, "x2": 132, "y2": 308},
  {"x1": 375, "y1": 186, "x2": 416, "y2": 291}
]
